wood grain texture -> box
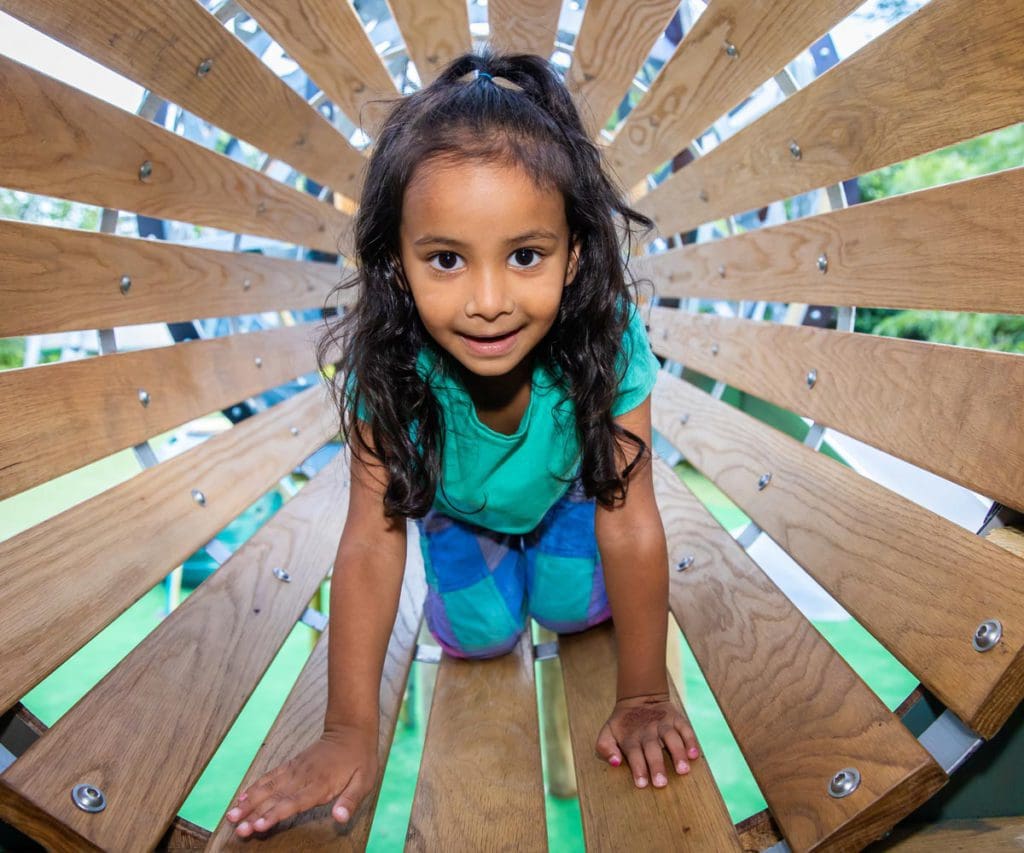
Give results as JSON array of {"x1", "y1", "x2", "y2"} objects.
[
  {"x1": 652, "y1": 458, "x2": 947, "y2": 852},
  {"x1": 206, "y1": 519, "x2": 428, "y2": 851},
  {"x1": 868, "y1": 815, "x2": 1024, "y2": 851},
  {"x1": 0, "y1": 0, "x2": 366, "y2": 200},
  {"x1": 0, "y1": 219, "x2": 349, "y2": 338},
  {"x1": 651, "y1": 371, "x2": 1024, "y2": 740},
  {"x1": 487, "y1": 0, "x2": 562, "y2": 59},
  {"x1": 646, "y1": 306, "x2": 1024, "y2": 515},
  {"x1": 565, "y1": 0, "x2": 679, "y2": 139},
  {"x1": 558, "y1": 620, "x2": 743, "y2": 852},
  {"x1": 635, "y1": 0, "x2": 1024, "y2": 237},
  {"x1": 0, "y1": 56, "x2": 353, "y2": 255},
  {"x1": 406, "y1": 633, "x2": 547, "y2": 851},
  {"x1": 0, "y1": 386, "x2": 337, "y2": 715},
  {"x1": 0, "y1": 322, "x2": 333, "y2": 500},
  {"x1": 236, "y1": 0, "x2": 400, "y2": 138},
  {"x1": 606, "y1": 0, "x2": 861, "y2": 190},
  {"x1": 634, "y1": 166, "x2": 1024, "y2": 315},
  {"x1": 387, "y1": 0, "x2": 473, "y2": 87},
  {"x1": 0, "y1": 451, "x2": 352, "y2": 852}
]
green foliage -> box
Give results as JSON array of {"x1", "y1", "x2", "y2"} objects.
[
  {"x1": 0, "y1": 338, "x2": 26, "y2": 369},
  {"x1": 0, "y1": 189, "x2": 100, "y2": 230},
  {"x1": 867, "y1": 310, "x2": 1024, "y2": 353}
]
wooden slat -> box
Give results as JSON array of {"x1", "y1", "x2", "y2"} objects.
[
  {"x1": 386, "y1": 0, "x2": 473, "y2": 87},
  {"x1": 646, "y1": 306, "x2": 1024, "y2": 515},
  {"x1": 235, "y1": 0, "x2": 400, "y2": 138},
  {"x1": 486, "y1": 0, "x2": 562, "y2": 59},
  {"x1": 871, "y1": 815, "x2": 1024, "y2": 851},
  {"x1": 635, "y1": 0, "x2": 1024, "y2": 238},
  {"x1": 0, "y1": 451, "x2": 351, "y2": 852},
  {"x1": 0, "y1": 0, "x2": 366, "y2": 200},
  {"x1": 565, "y1": 0, "x2": 679, "y2": 139},
  {"x1": 405, "y1": 633, "x2": 547, "y2": 851},
  {"x1": 0, "y1": 219, "x2": 351, "y2": 337},
  {"x1": 652, "y1": 458, "x2": 947, "y2": 851},
  {"x1": 0, "y1": 56, "x2": 352, "y2": 255},
  {"x1": 207, "y1": 526, "x2": 427, "y2": 850},
  {"x1": 605, "y1": 0, "x2": 862, "y2": 190},
  {"x1": 0, "y1": 386, "x2": 336, "y2": 714},
  {"x1": 0, "y1": 322, "x2": 332, "y2": 501},
  {"x1": 651, "y1": 371, "x2": 1024, "y2": 739},
  {"x1": 633, "y1": 166, "x2": 1024, "y2": 315},
  {"x1": 558, "y1": 620, "x2": 743, "y2": 852}
]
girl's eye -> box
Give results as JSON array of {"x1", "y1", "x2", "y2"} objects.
[
  {"x1": 428, "y1": 251, "x2": 464, "y2": 272},
  {"x1": 510, "y1": 248, "x2": 542, "y2": 269}
]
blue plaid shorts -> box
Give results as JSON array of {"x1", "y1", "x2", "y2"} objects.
[{"x1": 414, "y1": 479, "x2": 612, "y2": 659}]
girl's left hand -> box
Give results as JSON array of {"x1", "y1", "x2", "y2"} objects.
[{"x1": 595, "y1": 692, "x2": 701, "y2": 788}]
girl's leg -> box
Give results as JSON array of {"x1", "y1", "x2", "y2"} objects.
[
  {"x1": 414, "y1": 508, "x2": 528, "y2": 659},
  {"x1": 523, "y1": 478, "x2": 612, "y2": 634}
]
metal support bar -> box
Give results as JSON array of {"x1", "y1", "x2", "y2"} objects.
[
  {"x1": 918, "y1": 708, "x2": 985, "y2": 775},
  {"x1": 299, "y1": 607, "x2": 328, "y2": 634}
]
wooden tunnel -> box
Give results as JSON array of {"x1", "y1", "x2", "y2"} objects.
[{"x1": 1, "y1": 0, "x2": 1023, "y2": 850}]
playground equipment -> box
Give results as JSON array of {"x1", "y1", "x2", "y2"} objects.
[{"x1": 1, "y1": 0, "x2": 1022, "y2": 849}]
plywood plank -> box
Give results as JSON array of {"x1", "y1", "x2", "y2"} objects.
[
  {"x1": 387, "y1": 0, "x2": 473, "y2": 87},
  {"x1": 635, "y1": 0, "x2": 1024, "y2": 237},
  {"x1": 405, "y1": 633, "x2": 547, "y2": 851},
  {"x1": 558, "y1": 620, "x2": 743, "y2": 852},
  {"x1": 606, "y1": 0, "x2": 861, "y2": 190},
  {"x1": 633, "y1": 166, "x2": 1024, "y2": 315},
  {"x1": 207, "y1": 526, "x2": 427, "y2": 850},
  {"x1": 651, "y1": 371, "x2": 1024, "y2": 740},
  {"x1": 0, "y1": 56, "x2": 353, "y2": 255},
  {"x1": 646, "y1": 305, "x2": 1024, "y2": 515},
  {"x1": 566, "y1": 0, "x2": 679, "y2": 138},
  {"x1": 0, "y1": 0, "x2": 366, "y2": 200},
  {"x1": 236, "y1": 0, "x2": 400, "y2": 138},
  {"x1": 652, "y1": 459, "x2": 946, "y2": 851},
  {"x1": 0, "y1": 387, "x2": 337, "y2": 714},
  {"x1": 487, "y1": 0, "x2": 562, "y2": 59},
  {"x1": 0, "y1": 452, "x2": 351, "y2": 851},
  {"x1": 0, "y1": 323, "x2": 333, "y2": 500},
  {"x1": 0, "y1": 220, "x2": 350, "y2": 338}
]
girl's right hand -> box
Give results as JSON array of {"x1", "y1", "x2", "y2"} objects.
[{"x1": 224, "y1": 727, "x2": 379, "y2": 837}]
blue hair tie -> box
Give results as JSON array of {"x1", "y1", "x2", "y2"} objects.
[{"x1": 476, "y1": 70, "x2": 493, "y2": 81}]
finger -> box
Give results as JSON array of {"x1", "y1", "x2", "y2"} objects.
[
  {"x1": 642, "y1": 736, "x2": 668, "y2": 788},
  {"x1": 675, "y1": 719, "x2": 702, "y2": 760},
  {"x1": 244, "y1": 789, "x2": 301, "y2": 835},
  {"x1": 227, "y1": 774, "x2": 277, "y2": 827},
  {"x1": 594, "y1": 725, "x2": 623, "y2": 767},
  {"x1": 660, "y1": 726, "x2": 690, "y2": 774},
  {"x1": 333, "y1": 770, "x2": 370, "y2": 824},
  {"x1": 624, "y1": 742, "x2": 649, "y2": 788}
]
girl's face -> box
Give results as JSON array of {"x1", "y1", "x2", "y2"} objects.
[{"x1": 398, "y1": 156, "x2": 579, "y2": 390}]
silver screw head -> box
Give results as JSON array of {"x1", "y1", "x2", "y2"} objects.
[
  {"x1": 243, "y1": 278, "x2": 252, "y2": 290},
  {"x1": 724, "y1": 41, "x2": 739, "y2": 58},
  {"x1": 757, "y1": 472, "x2": 772, "y2": 490},
  {"x1": 817, "y1": 253, "x2": 829, "y2": 273},
  {"x1": 676, "y1": 555, "x2": 695, "y2": 572},
  {"x1": 254, "y1": 356, "x2": 263, "y2": 368},
  {"x1": 789, "y1": 140, "x2": 802, "y2": 160},
  {"x1": 138, "y1": 388, "x2": 150, "y2": 407},
  {"x1": 828, "y1": 767, "x2": 860, "y2": 798},
  {"x1": 973, "y1": 619, "x2": 1002, "y2": 651},
  {"x1": 718, "y1": 264, "x2": 726, "y2": 278},
  {"x1": 711, "y1": 342, "x2": 719, "y2": 356},
  {"x1": 679, "y1": 413, "x2": 690, "y2": 425},
  {"x1": 290, "y1": 426, "x2": 300, "y2": 436},
  {"x1": 138, "y1": 160, "x2": 153, "y2": 181},
  {"x1": 698, "y1": 189, "x2": 709, "y2": 202},
  {"x1": 191, "y1": 488, "x2": 207, "y2": 507},
  {"x1": 119, "y1": 274, "x2": 132, "y2": 294},
  {"x1": 71, "y1": 783, "x2": 106, "y2": 812},
  {"x1": 806, "y1": 369, "x2": 817, "y2": 389},
  {"x1": 273, "y1": 567, "x2": 292, "y2": 583},
  {"x1": 196, "y1": 57, "x2": 214, "y2": 77}
]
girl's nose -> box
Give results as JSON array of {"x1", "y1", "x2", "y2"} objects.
[{"x1": 466, "y1": 270, "x2": 514, "y2": 320}]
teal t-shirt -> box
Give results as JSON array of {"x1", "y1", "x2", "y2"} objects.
[{"x1": 348, "y1": 299, "x2": 660, "y2": 534}]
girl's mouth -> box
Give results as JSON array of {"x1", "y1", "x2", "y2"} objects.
[{"x1": 459, "y1": 327, "x2": 521, "y2": 356}]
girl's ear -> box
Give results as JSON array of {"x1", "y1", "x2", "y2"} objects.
[{"x1": 565, "y1": 240, "x2": 581, "y2": 285}]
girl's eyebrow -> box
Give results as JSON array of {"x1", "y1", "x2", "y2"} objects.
[{"x1": 413, "y1": 229, "x2": 561, "y2": 247}]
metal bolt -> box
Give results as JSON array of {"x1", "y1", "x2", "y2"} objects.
[
  {"x1": 724, "y1": 41, "x2": 739, "y2": 58},
  {"x1": 698, "y1": 189, "x2": 709, "y2": 202},
  {"x1": 757, "y1": 472, "x2": 772, "y2": 490},
  {"x1": 254, "y1": 356, "x2": 263, "y2": 368},
  {"x1": 718, "y1": 264, "x2": 726, "y2": 278},
  {"x1": 273, "y1": 567, "x2": 292, "y2": 583},
  {"x1": 806, "y1": 369, "x2": 817, "y2": 389},
  {"x1": 243, "y1": 278, "x2": 252, "y2": 291},
  {"x1": 192, "y1": 488, "x2": 207, "y2": 507},
  {"x1": 711, "y1": 342, "x2": 719, "y2": 355},
  {"x1": 138, "y1": 160, "x2": 153, "y2": 181},
  {"x1": 973, "y1": 619, "x2": 1002, "y2": 651},
  {"x1": 828, "y1": 767, "x2": 860, "y2": 798},
  {"x1": 71, "y1": 783, "x2": 106, "y2": 813},
  {"x1": 789, "y1": 140, "x2": 802, "y2": 160},
  {"x1": 679, "y1": 413, "x2": 690, "y2": 425},
  {"x1": 676, "y1": 555, "x2": 695, "y2": 572},
  {"x1": 817, "y1": 253, "x2": 828, "y2": 273},
  {"x1": 119, "y1": 274, "x2": 132, "y2": 294},
  {"x1": 138, "y1": 388, "x2": 150, "y2": 407},
  {"x1": 196, "y1": 58, "x2": 214, "y2": 77},
  {"x1": 290, "y1": 426, "x2": 300, "y2": 436}
]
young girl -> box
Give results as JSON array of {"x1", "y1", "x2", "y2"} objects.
[{"x1": 226, "y1": 47, "x2": 701, "y2": 838}]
